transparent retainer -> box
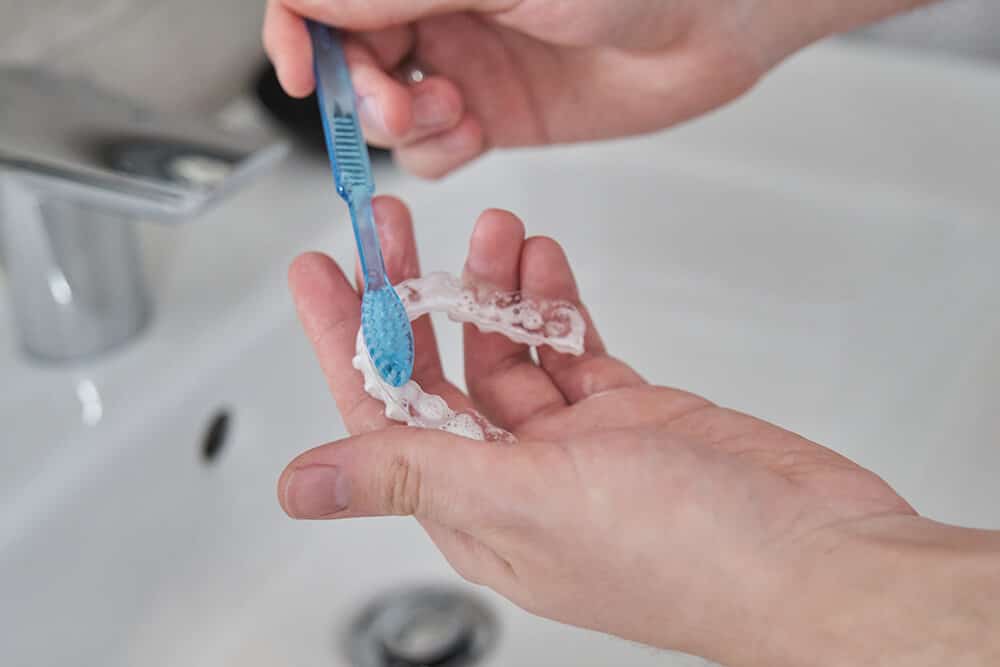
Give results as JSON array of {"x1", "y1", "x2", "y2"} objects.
[{"x1": 353, "y1": 272, "x2": 586, "y2": 443}]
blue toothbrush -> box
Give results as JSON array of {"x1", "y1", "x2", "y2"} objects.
[{"x1": 308, "y1": 21, "x2": 414, "y2": 387}]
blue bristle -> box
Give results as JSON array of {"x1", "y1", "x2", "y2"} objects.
[{"x1": 361, "y1": 285, "x2": 414, "y2": 387}]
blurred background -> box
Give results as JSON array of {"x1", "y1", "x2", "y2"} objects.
[
  {"x1": 1, "y1": 0, "x2": 998, "y2": 113},
  {"x1": 0, "y1": 0, "x2": 266, "y2": 112}
]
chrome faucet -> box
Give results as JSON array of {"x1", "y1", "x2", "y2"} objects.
[{"x1": 0, "y1": 67, "x2": 286, "y2": 363}]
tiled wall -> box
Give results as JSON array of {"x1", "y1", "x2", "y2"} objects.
[{"x1": 0, "y1": 0, "x2": 267, "y2": 112}]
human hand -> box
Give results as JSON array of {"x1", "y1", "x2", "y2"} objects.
[
  {"x1": 264, "y1": 0, "x2": 931, "y2": 177},
  {"x1": 277, "y1": 197, "x2": 944, "y2": 665}
]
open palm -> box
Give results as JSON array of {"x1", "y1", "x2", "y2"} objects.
[{"x1": 280, "y1": 196, "x2": 915, "y2": 662}]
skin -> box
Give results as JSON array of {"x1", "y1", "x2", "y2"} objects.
[
  {"x1": 266, "y1": 2, "x2": 989, "y2": 660},
  {"x1": 279, "y1": 198, "x2": 1000, "y2": 666},
  {"x1": 263, "y1": 0, "x2": 935, "y2": 177}
]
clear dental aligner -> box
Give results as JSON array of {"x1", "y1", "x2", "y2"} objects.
[{"x1": 353, "y1": 272, "x2": 586, "y2": 443}]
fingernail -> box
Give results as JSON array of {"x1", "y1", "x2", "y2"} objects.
[
  {"x1": 284, "y1": 465, "x2": 350, "y2": 518},
  {"x1": 412, "y1": 91, "x2": 454, "y2": 130},
  {"x1": 358, "y1": 96, "x2": 390, "y2": 136}
]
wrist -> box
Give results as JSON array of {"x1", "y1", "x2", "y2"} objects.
[{"x1": 759, "y1": 515, "x2": 1000, "y2": 667}]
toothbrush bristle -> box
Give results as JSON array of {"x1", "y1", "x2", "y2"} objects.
[{"x1": 362, "y1": 285, "x2": 414, "y2": 387}]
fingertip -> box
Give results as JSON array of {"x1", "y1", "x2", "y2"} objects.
[
  {"x1": 465, "y1": 209, "x2": 526, "y2": 279},
  {"x1": 288, "y1": 251, "x2": 339, "y2": 292},
  {"x1": 287, "y1": 252, "x2": 359, "y2": 336},
  {"x1": 264, "y1": 1, "x2": 315, "y2": 97},
  {"x1": 278, "y1": 440, "x2": 348, "y2": 512},
  {"x1": 343, "y1": 40, "x2": 413, "y2": 139},
  {"x1": 277, "y1": 464, "x2": 296, "y2": 517},
  {"x1": 522, "y1": 235, "x2": 564, "y2": 256},
  {"x1": 520, "y1": 236, "x2": 579, "y2": 297},
  {"x1": 474, "y1": 209, "x2": 526, "y2": 239},
  {"x1": 378, "y1": 85, "x2": 413, "y2": 137},
  {"x1": 520, "y1": 236, "x2": 574, "y2": 297},
  {"x1": 371, "y1": 195, "x2": 411, "y2": 225},
  {"x1": 361, "y1": 76, "x2": 466, "y2": 147},
  {"x1": 278, "y1": 62, "x2": 316, "y2": 99},
  {"x1": 280, "y1": 462, "x2": 353, "y2": 520},
  {"x1": 520, "y1": 238, "x2": 617, "y2": 368},
  {"x1": 371, "y1": 196, "x2": 421, "y2": 282}
]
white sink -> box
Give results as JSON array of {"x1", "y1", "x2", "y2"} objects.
[{"x1": 3, "y1": 41, "x2": 1000, "y2": 667}]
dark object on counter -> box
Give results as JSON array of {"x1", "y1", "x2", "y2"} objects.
[{"x1": 253, "y1": 62, "x2": 391, "y2": 162}]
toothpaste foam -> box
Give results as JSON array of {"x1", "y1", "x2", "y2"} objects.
[{"x1": 352, "y1": 272, "x2": 586, "y2": 442}]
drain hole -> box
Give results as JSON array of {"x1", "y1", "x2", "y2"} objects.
[
  {"x1": 200, "y1": 410, "x2": 231, "y2": 464},
  {"x1": 380, "y1": 603, "x2": 474, "y2": 665},
  {"x1": 346, "y1": 586, "x2": 497, "y2": 667}
]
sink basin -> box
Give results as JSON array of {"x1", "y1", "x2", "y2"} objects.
[{"x1": 2, "y1": 41, "x2": 999, "y2": 667}]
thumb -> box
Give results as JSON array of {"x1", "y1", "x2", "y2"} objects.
[{"x1": 278, "y1": 427, "x2": 526, "y2": 528}]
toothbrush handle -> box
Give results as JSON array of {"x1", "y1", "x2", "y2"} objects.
[
  {"x1": 351, "y1": 196, "x2": 388, "y2": 291},
  {"x1": 306, "y1": 21, "x2": 355, "y2": 122},
  {"x1": 307, "y1": 19, "x2": 388, "y2": 291}
]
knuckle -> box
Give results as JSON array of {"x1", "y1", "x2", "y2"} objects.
[
  {"x1": 339, "y1": 395, "x2": 382, "y2": 435},
  {"x1": 384, "y1": 453, "x2": 423, "y2": 516}
]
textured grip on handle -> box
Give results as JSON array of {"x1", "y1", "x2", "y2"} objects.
[{"x1": 307, "y1": 20, "x2": 374, "y2": 200}]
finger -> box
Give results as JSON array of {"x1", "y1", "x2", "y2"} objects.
[
  {"x1": 278, "y1": 0, "x2": 502, "y2": 32},
  {"x1": 341, "y1": 37, "x2": 412, "y2": 140},
  {"x1": 520, "y1": 237, "x2": 645, "y2": 403},
  {"x1": 289, "y1": 252, "x2": 396, "y2": 432},
  {"x1": 277, "y1": 427, "x2": 542, "y2": 531},
  {"x1": 264, "y1": 0, "x2": 314, "y2": 97},
  {"x1": 355, "y1": 26, "x2": 416, "y2": 70},
  {"x1": 400, "y1": 77, "x2": 466, "y2": 145},
  {"x1": 354, "y1": 197, "x2": 469, "y2": 410},
  {"x1": 291, "y1": 198, "x2": 462, "y2": 434},
  {"x1": 394, "y1": 115, "x2": 487, "y2": 179},
  {"x1": 342, "y1": 39, "x2": 465, "y2": 148},
  {"x1": 290, "y1": 253, "x2": 397, "y2": 433},
  {"x1": 463, "y1": 211, "x2": 567, "y2": 430},
  {"x1": 358, "y1": 74, "x2": 466, "y2": 150}
]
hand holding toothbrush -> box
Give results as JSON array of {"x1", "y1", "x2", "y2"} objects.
[
  {"x1": 278, "y1": 196, "x2": 1000, "y2": 667},
  {"x1": 264, "y1": 0, "x2": 934, "y2": 178}
]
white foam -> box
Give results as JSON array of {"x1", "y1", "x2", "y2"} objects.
[{"x1": 352, "y1": 272, "x2": 586, "y2": 442}]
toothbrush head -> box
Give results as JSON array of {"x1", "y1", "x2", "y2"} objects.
[{"x1": 361, "y1": 284, "x2": 414, "y2": 387}]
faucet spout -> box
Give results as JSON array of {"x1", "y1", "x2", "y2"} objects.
[
  {"x1": 1, "y1": 177, "x2": 150, "y2": 362},
  {"x1": 0, "y1": 67, "x2": 286, "y2": 363}
]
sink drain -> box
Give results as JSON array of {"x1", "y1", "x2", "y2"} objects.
[{"x1": 345, "y1": 586, "x2": 498, "y2": 667}]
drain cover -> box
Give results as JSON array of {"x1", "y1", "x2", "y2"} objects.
[{"x1": 346, "y1": 586, "x2": 498, "y2": 667}]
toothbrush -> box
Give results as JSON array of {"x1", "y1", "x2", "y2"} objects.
[{"x1": 308, "y1": 20, "x2": 414, "y2": 387}]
